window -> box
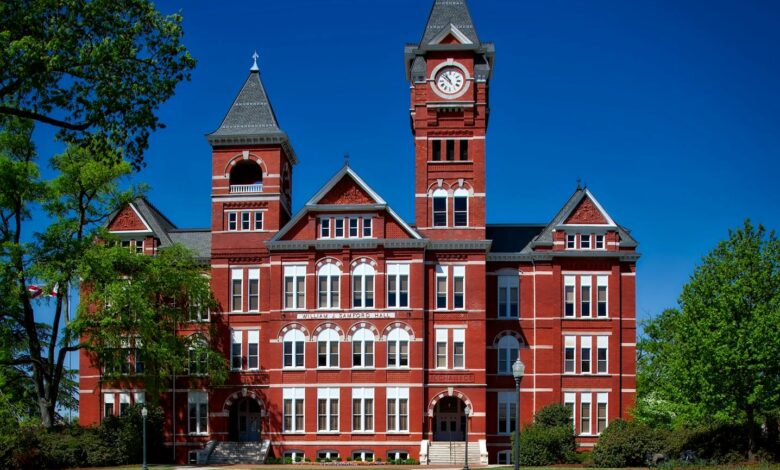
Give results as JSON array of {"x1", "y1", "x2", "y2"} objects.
[
  {"x1": 188, "y1": 337, "x2": 208, "y2": 375},
  {"x1": 283, "y1": 329, "x2": 305, "y2": 368},
  {"x1": 352, "y1": 388, "x2": 374, "y2": 432},
  {"x1": 283, "y1": 388, "x2": 305, "y2": 433},
  {"x1": 352, "y1": 263, "x2": 375, "y2": 308},
  {"x1": 231, "y1": 269, "x2": 243, "y2": 312},
  {"x1": 435, "y1": 329, "x2": 447, "y2": 369},
  {"x1": 497, "y1": 391, "x2": 517, "y2": 434},
  {"x1": 363, "y1": 217, "x2": 372, "y2": 237},
  {"x1": 597, "y1": 336, "x2": 608, "y2": 374},
  {"x1": 581, "y1": 336, "x2": 592, "y2": 374},
  {"x1": 453, "y1": 329, "x2": 465, "y2": 368},
  {"x1": 247, "y1": 330, "x2": 259, "y2": 370},
  {"x1": 121, "y1": 239, "x2": 143, "y2": 254},
  {"x1": 581, "y1": 277, "x2": 592, "y2": 317},
  {"x1": 564, "y1": 276, "x2": 575, "y2": 317},
  {"x1": 284, "y1": 450, "x2": 305, "y2": 461},
  {"x1": 352, "y1": 328, "x2": 375, "y2": 368},
  {"x1": 453, "y1": 189, "x2": 468, "y2": 227},
  {"x1": 459, "y1": 139, "x2": 469, "y2": 160},
  {"x1": 317, "y1": 388, "x2": 339, "y2": 432},
  {"x1": 564, "y1": 393, "x2": 576, "y2": 430},
  {"x1": 284, "y1": 265, "x2": 306, "y2": 310},
  {"x1": 318, "y1": 451, "x2": 340, "y2": 461},
  {"x1": 248, "y1": 269, "x2": 259, "y2": 311},
  {"x1": 497, "y1": 335, "x2": 520, "y2": 375},
  {"x1": 320, "y1": 218, "x2": 331, "y2": 238},
  {"x1": 134, "y1": 341, "x2": 144, "y2": 374},
  {"x1": 317, "y1": 328, "x2": 339, "y2": 368},
  {"x1": 453, "y1": 266, "x2": 465, "y2": 309},
  {"x1": 564, "y1": 336, "x2": 576, "y2": 373},
  {"x1": 388, "y1": 451, "x2": 409, "y2": 462},
  {"x1": 435, "y1": 265, "x2": 447, "y2": 309},
  {"x1": 597, "y1": 276, "x2": 608, "y2": 317},
  {"x1": 119, "y1": 392, "x2": 131, "y2": 415},
  {"x1": 446, "y1": 139, "x2": 455, "y2": 161},
  {"x1": 241, "y1": 211, "x2": 251, "y2": 231},
  {"x1": 334, "y1": 218, "x2": 344, "y2": 238},
  {"x1": 566, "y1": 234, "x2": 575, "y2": 249},
  {"x1": 228, "y1": 212, "x2": 237, "y2": 231},
  {"x1": 580, "y1": 393, "x2": 591, "y2": 435},
  {"x1": 596, "y1": 393, "x2": 608, "y2": 434},
  {"x1": 387, "y1": 328, "x2": 410, "y2": 368},
  {"x1": 231, "y1": 330, "x2": 242, "y2": 370},
  {"x1": 497, "y1": 451, "x2": 512, "y2": 465},
  {"x1": 103, "y1": 393, "x2": 115, "y2": 417},
  {"x1": 387, "y1": 263, "x2": 409, "y2": 308},
  {"x1": 580, "y1": 234, "x2": 591, "y2": 249},
  {"x1": 498, "y1": 274, "x2": 519, "y2": 318},
  {"x1": 432, "y1": 189, "x2": 447, "y2": 227},
  {"x1": 134, "y1": 391, "x2": 145, "y2": 405},
  {"x1": 353, "y1": 451, "x2": 374, "y2": 462},
  {"x1": 595, "y1": 234, "x2": 605, "y2": 249},
  {"x1": 317, "y1": 264, "x2": 340, "y2": 309},
  {"x1": 250, "y1": 211, "x2": 262, "y2": 231},
  {"x1": 432, "y1": 140, "x2": 441, "y2": 161},
  {"x1": 386, "y1": 387, "x2": 409, "y2": 432},
  {"x1": 189, "y1": 302, "x2": 208, "y2": 322},
  {"x1": 349, "y1": 217, "x2": 359, "y2": 237},
  {"x1": 188, "y1": 391, "x2": 208, "y2": 435}
]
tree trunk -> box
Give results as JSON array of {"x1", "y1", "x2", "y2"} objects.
[
  {"x1": 38, "y1": 398, "x2": 53, "y2": 428},
  {"x1": 746, "y1": 406, "x2": 758, "y2": 461}
]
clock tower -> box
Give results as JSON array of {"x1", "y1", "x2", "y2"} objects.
[{"x1": 405, "y1": 0, "x2": 494, "y2": 240}]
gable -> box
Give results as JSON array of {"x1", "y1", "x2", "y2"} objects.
[
  {"x1": 564, "y1": 196, "x2": 608, "y2": 225},
  {"x1": 318, "y1": 176, "x2": 376, "y2": 205},
  {"x1": 108, "y1": 204, "x2": 151, "y2": 232}
]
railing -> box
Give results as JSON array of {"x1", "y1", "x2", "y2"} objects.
[{"x1": 230, "y1": 184, "x2": 263, "y2": 193}]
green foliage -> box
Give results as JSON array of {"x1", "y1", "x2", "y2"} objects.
[
  {"x1": 591, "y1": 419, "x2": 666, "y2": 468},
  {"x1": 511, "y1": 403, "x2": 577, "y2": 466},
  {"x1": 0, "y1": 405, "x2": 166, "y2": 469},
  {"x1": 637, "y1": 221, "x2": 780, "y2": 453},
  {"x1": 0, "y1": 0, "x2": 196, "y2": 167}
]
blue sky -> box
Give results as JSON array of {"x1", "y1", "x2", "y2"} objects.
[{"x1": 35, "y1": 0, "x2": 780, "y2": 326}]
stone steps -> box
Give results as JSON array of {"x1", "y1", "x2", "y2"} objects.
[
  {"x1": 428, "y1": 442, "x2": 482, "y2": 465},
  {"x1": 206, "y1": 440, "x2": 269, "y2": 465}
]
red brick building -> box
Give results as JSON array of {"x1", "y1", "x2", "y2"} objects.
[{"x1": 79, "y1": 0, "x2": 638, "y2": 464}]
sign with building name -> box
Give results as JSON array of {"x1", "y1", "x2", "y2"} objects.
[{"x1": 295, "y1": 311, "x2": 396, "y2": 320}]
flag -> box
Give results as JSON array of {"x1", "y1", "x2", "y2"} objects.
[
  {"x1": 50, "y1": 283, "x2": 59, "y2": 297},
  {"x1": 27, "y1": 285, "x2": 43, "y2": 298}
]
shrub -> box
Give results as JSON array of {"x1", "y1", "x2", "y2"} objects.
[
  {"x1": 534, "y1": 404, "x2": 575, "y2": 428},
  {"x1": 591, "y1": 419, "x2": 665, "y2": 467},
  {"x1": 515, "y1": 424, "x2": 577, "y2": 466}
]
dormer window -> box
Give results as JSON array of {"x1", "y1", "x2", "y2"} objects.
[
  {"x1": 319, "y1": 216, "x2": 375, "y2": 239},
  {"x1": 580, "y1": 234, "x2": 591, "y2": 249},
  {"x1": 363, "y1": 217, "x2": 372, "y2": 237},
  {"x1": 349, "y1": 218, "x2": 359, "y2": 237},
  {"x1": 320, "y1": 218, "x2": 331, "y2": 238},
  {"x1": 566, "y1": 234, "x2": 576, "y2": 249},
  {"x1": 334, "y1": 219, "x2": 344, "y2": 238},
  {"x1": 595, "y1": 234, "x2": 605, "y2": 249}
]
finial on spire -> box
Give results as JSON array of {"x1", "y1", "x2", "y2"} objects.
[
  {"x1": 250, "y1": 51, "x2": 259, "y2": 72},
  {"x1": 576, "y1": 178, "x2": 582, "y2": 190},
  {"x1": 344, "y1": 153, "x2": 350, "y2": 167}
]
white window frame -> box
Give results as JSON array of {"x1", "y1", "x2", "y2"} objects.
[
  {"x1": 497, "y1": 391, "x2": 517, "y2": 435},
  {"x1": 231, "y1": 330, "x2": 242, "y2": 370},
  {"x1": 564, "y1": 336, "x2": 576, "y2": 374},
  {"x1": 320, "y1": 217, "x2": 331, "y2": 238},
  {"x1": 134, "y1": 391, "x2": 145, "y2": 404},
  {"x1": 453, "y1": 188, "x2": 469, "y2": 227},
  {"x1": 247, "y1": 330, "x2": 259, "y2": 370},
  {"x1": 595, "y1": 234, "x2": 605, "y2": 249},
  {"x1": 230, "y1": 268, "x2": 243, "y2": 313},
  {"x1": 283, "y1": 265, "x2": 306, "y2": 310},
  {"x1": 564, "y1": 392, "x2": 576, "y2": 430},
  {"x1": 432, "y1": 188, "x2": 448, "y2": 227},
  {"x1": 188, "y1": 391, "x2": 208, "y2": 435},
  {"x1": 351, "y1": 263, "x2": 375, "y2": 309},
  {"x1": 581, "y1": 276, "x2": 592, "y2": 318},
  {"x1": 227, "y1": 211, "x2": 238, "y2": 231},
  {"x1": 283, "y1": 388, "x2": 305, "y2": 433},
  {"x1": 386, "y1": 387, "x2": 409, "y2": 433},
  {"x1": 597, "y1": 276, "x2": 608, "y2": 317},
  {"x1": 497, "y1": 450, "x2": 512, "y2": 465},
  {"x1": 566, "y1": 233, "x2": 576, "y2": 249},
  {"x1": 435, "y1": 265, "x2": 448, "y2": 310},
  {"x1": 317, "y1": 264, "x2": 341, "y2": 309},
  {"x1": 387, "y1": 328, "x2": 410, "y2": 368},
  {"x1": 351, "y1": 328, "x2": 375, "y2": 368},
  {"x1": 247, "y1": 268, "x2": 260, "y2": 312},
  {"x1": 564, "y1": 275, "x2": 576, "y2": 317},
  {"x1": 435, "y1": 329, "x2": 448, "y2": 369},
  {"x1": 597, "y1": 336, "x2": 608, "y2": 374},
  {"x1": 498, "y1": 274, "x2": 519, "y2": 318},
  {"x1": 453, "y1": 265, "x2": 465, "y2": 310},
  {"x1": 283, "y1": 329, "x2": 306, "y2": 369},
  {"x1": 497, "y1": 335, "x2": 520, "y2": 375},
  {"x1": 253, "y1": 210, "x2": 264, "y2": 231},
  {"x1": 317, "y1": 328, "x2": 340, "y2": 368},
  {"x1": 452, "y1": 329, "x2": 465, "y2": 369},
  {"x1": 386, "y1": 263, "x2": 409, "y2": 308},
  {"x1": 241, "y1": 211, "x2": 251, "y2": 231},
  {"x1": 317, "y1": 388, "x2": 340, "y2": 433},
  {"x1": 580, "y1": 233, "x2": 591, "y2": 249},
  {"x1": 334, "y1": 218, "x2": 344, "y2": 238},
  {"x1": 352, "y1": 388, "x2": 374, "y2": 432},
  {"x1": 348, "y1": 217, "x2": 359, "y2": 238},
  {"x1": 596, "y1": 392, "x2": 608, "y2": 435},
  {"x1": 580, "y1": 392, "x2": 592, "y2": 436},
  {"x1": 119, "y1": 391, "x2": 131, "y2": 415},
  {"x1": 581, "y1": 336, "x2": 592, "y2": 374},
  {"x1": 362, "y1": 217, "x2": 373, "y2": 237}
]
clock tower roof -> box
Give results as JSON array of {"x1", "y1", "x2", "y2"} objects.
[{"x1": 420, "y1": 0, "x2": 480, "y2": 47}]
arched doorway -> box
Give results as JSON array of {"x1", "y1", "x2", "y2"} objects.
[
  {"x1": 229, "y1": 398, "x2": 262, "y2": 441},
  {"x1": 433, "y1": 396, "x2": 467, "y2": 441}
]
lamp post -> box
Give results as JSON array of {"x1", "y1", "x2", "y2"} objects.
[
  {"x1": 463, "y1": 405, "x2": 471, "y2": 470},
  {"x1": 141, "y1": 405, "x2": 148, "y2": 470},
  {"x1": 512, "y1": 358, "x2": 525, "y2": 470}
]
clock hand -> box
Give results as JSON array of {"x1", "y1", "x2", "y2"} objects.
[{"x1": 443, "y1": 74, "x2": 452, "y2": 86}]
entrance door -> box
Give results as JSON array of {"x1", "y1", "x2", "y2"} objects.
[
  {"x1": 433, "y1": 396, "x2": 466, "y2": 441},
  {"x1": 235, "y1": 399, "x2": 261, "y2": 441}
]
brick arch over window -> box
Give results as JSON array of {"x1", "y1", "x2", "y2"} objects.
[
  {"x1": 427, "y1": 389, "x2": 474, "y2": 417},
  {"x1": 315, "y1": 257, "x2": 343, "y2": 269},
  {"x1": 426, "y1": 181, "x2": 453, "y2": 195},
  {"x1": 380, "y1": 322, "x2": 415, "y2": 341},
  {"x1": 312, "y1": 322, "x2": 345, "y2": 341},
  {"x1": 346, "y1": 322, "x2": 379, "y2": 341},
  {"x1": 223, "y1": 153, "x2": 269, "y2": 178},
  {"x1": 492, "y1": 330, "x2": 526, "y2": 348},
  {"x1": 222, "y1": 389, "x2": 266, "y2": 413},
  {"x1": 277, "y1": 323, "x2": 310, "y2": 342},
  {"x1": 349, "y1": 257, "x2": 378, "y2": 270}
]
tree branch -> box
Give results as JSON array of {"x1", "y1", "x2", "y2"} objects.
[{"x1": 0, "y1": 106, "x2": 92, "y2": 131}]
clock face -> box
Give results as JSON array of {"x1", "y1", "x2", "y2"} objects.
[{"x1": 436, "y1": 67, "x2": 465, "y2": 95}]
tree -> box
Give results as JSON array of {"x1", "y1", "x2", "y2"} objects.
[
  {"x1": 76, "y1": 242, "x2": 227, "y2": 403},
  {"x1": 0, "y1": 0, "x2": 196, "y2": 167},
  {"x1": 638, "y1": 221, "x2": 780, "y2": 458}
]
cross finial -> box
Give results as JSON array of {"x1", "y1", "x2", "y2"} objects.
[
  {"x1": 576, "y1": 177, "x2": 582, "y2": 190},
  {"x1": 344, "y1": 153, "x2": 350, "y2": 167},
  {"x1": 250, "y1": 51, "x2": 259, "y2": 72}
]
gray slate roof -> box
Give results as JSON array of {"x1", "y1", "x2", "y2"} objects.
[
  {"x1": 168, "y1": 229, "x2": 211, "y2": 261},
  {"x1": 421, "y1": 0, "x2": 480, "y2": 45},
  {"x1": 208, "y1": 70, "x2": 284, "y2": 139},
  {"x1": 486, "y1": 224, "x2": 546, "y2": 253}
]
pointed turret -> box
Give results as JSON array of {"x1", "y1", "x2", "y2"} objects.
[{"x1": 420, "y1": 0, "x2": 480, "y2": 46}]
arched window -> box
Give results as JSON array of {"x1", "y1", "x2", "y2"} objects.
[
  {"x1": 229, "y1": 160, "x2": 263, "y2": 192},
  {"x1": 497, "y1": 272, "x2": 519, "y2": 318},
  {"x1": 352, "y1": 263, "x2": 375, "y2": 309},
  {"x1": 497, "y1": 335, "x2": 520, "y2": 375},
  {"x1": 188, "y1": 335, "x2": 208, "y2": 376},
  {"x1": 387, "y1": 328, "x2": 410, "y2": 368},
  {"x1": 317, "y1": 328, "x2": 339, "y2": 368},
  {"x1": 453, "y1": 188, "x2": 468, "y2": 227},
  {"x1": 432, "y1": 188, "x2": 447, "y2": 227},
  {"x1": 318, "y1": 264, "x2": 340, "y2": 309},
  {"x1": 352, "y1": 328, "x2": 375, "y2": 368},
  {"x1": 283, "y1": 329, "x2": 305, "y2": 368}
]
